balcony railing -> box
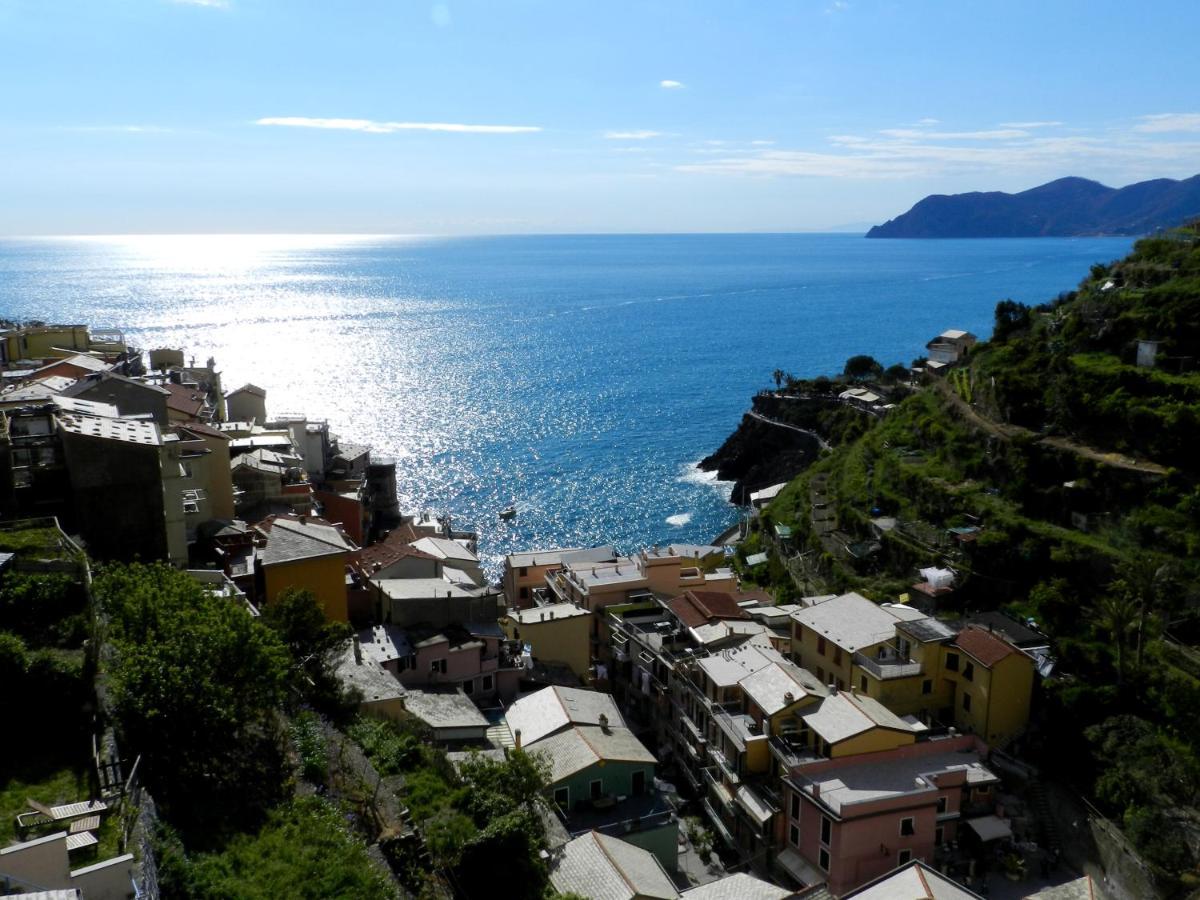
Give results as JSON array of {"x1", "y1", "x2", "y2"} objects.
[{"x1": 854, "y1": 651, "x2": 923, "y2": 680}]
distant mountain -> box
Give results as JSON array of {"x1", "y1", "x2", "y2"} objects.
[{"x1": 866, "y1": 174, "x2": 1200, "y2": 238}]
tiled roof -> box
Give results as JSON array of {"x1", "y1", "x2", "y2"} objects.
[
  {"x1": 258, "y1": 516, "x2": 356, "y2": 566},
  {"x1": 506, "y1": 685, "x2": 625, "y2": 746},
  {"x1": 411, "y1": 536, "x2": 479, "y2": 563},
  {"x1": 163, "y1": 382, "x2": 207, "y2": 417},
  {"x1": 530, "y1": 724, "x2": 656, "y2": 782},
  {"x1": 952, "y1": 625, "x2": 1019, "y2": 668},
  {"x1": 359, "y1": 528, "x2": 436, "y2": 572},
  {"x1": 227, "y1": 383, "x2": 267, "y2": 398},
  {"x1": 739, "y1": 660, "x2": 825, "y2": 716},
  {"x1": 550, "y1": 831, "x2": 679, "y2": 900},
  {"x1": 668, "y1": 590, "x2": 751, "y2": 629},
  {"x1": 846, "y1": 860, "x2": 982, "y2": 899},
  {"x1": 682, "y1": 872, "x2": 792, "y2": 900},
  {"x1": 791, "y1": 592, "x2": 922, "y2": 653}
]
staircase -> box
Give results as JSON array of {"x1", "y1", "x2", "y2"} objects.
[{"x1": 1028, "y1": 779, "x2": 1062, "y2": 856}]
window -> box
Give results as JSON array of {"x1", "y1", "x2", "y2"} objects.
[
  {"x1": 590, "y1": 780, "x2": 603, "y2": 800},
  {"x1": 963, "y1": 662, "x2": 975, "y2": 681},
  {"x1": 789, "y1": 824, "x2": 800, "y2": 847},
  {"x1": 462, "y1": 679, "x2": 474, "y2": 695},
  {"x1": 817, "y1": 636, "x2": 826, "y2": 655},
  {"x1": 898, "y1": 849, "x2": 912, "y2": 866},
  {"x1": 922, "y1": 679, "x2": 933, "y2": 695},
  {"x1": 833, "y1": 647, "x2": 842, "y2": 665},
  {"x1": 430, "y1": 658, "x2": 447, "y2": 674},
  {"x1": 836, "y1": 678, "x2": 845, "y2": 692},
  {"x1": 519, "y1": 586, "x2": 529, "y2": 599},
  {"x1": 816, "y1": 667, "x2": 825, "y2": 683},
  {"x1": 818, "y1": 848, "x2": 830, "y2": 872},
  {"x1": 860, "y1": 676, "x2": 868, "y2": 693},
  {"x1": 632, "y1": 770, "x2": 646, "y2": 796},
  {"x1": 937, "y1": 796, "x2": 948, "y2": 814},
  {"x1": 935, "y1": 826, "x2": 944, "y2": 845},
  {"x1": 962, "y1": 692, "x2": 972, "y2": 711},
  {"x1": 791, "y1": 792, "x2": 800, "y2": 819},
  {"x1": 900, "y1": 817, "x2": 915, "y2": 836},
  {"x1": 945, "y1": 652, "x2": 959, "y2": 672},
  {"x1": 820, "y1": 816, "x2": 832, "y2": 846},
  {"x1": 554, "y1": 787, "x2": 569, "y2": 809},
  {"x1": 482, "y1": 674, "x2": 494, "y2": 692},
  {"x1": 519, "y1": 566, "x2": 528, "y2": 576}
]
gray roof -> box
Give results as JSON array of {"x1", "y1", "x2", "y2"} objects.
[
  {"x1": 411, "y1": 536, "x2": 478, "y2": 563},
  {"x1": 899, "y1": 616, "x2": 958, "y2": 643},
  {"x1": 356, "y1": 624, "x2": 413, "y2": 666},
  {"x1": 507, "y1": 544, "x2": 616, "y2": 569},
  {"x1": 791, "y1": 592, "x2": 923, "y2": 653},
  {"x1": 739, "y1": 660, "x2": 826, "y2": 716},
  {"x1": 550, "y1": 831, "x2": 679, "y2": 900},
  {"x1": 403, "y1": 688, "x2": 490, "y2": 732},
  {"x1": 56, "y1": 412, "x2": 160, "y2": 446},
  {"x1": 373, "y1": 577, "x2": 489, "y2": 600},
  {"x1": 260, "y1": 518, "x2": 355, "y2": 566},
  {"x1": 335, "y1": 645, "x2": 405, "y2": 704},
  {"x1": 507, "y1": 602, "x2": 589, "y2": 624},
  {"x1": 696, "y1": 643, "x2": 784, "y2": 688},
  {"x1": 846, "y1": 860, "x2": 982, "y2": 899},
  {"x1": 530, "y1": 725, "x2": 656, "y2": 783},
  {"x1": 682, "y1": 872, "x2": 793, "y2": 900},
  {"x1": 506, "y1": 686, "x2": 625, "y2": 746},
  {"x1": 800, "y1": 690, "x2": 917, "y2": 745}
]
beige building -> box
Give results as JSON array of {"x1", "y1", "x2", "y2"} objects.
[
  {"x1": 500, "y1": 601, "x2": 591, "y2": 678},
  {"x1": 503, "y1": 545, "x2": 615, "y2": 609}
]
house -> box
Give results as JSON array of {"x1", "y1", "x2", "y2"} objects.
[
  {"x1": 548, "y1": 831, "x2": 679, "y2": 900},
  {"x1": 943, "y1": 626, "x2": 1035, "y2": 747},
  {"x1": 372, "y1": 574, "x2": 501, "y2": 629},
  {"x1": 778, "y1": 734, "x2": 1000, "y2": 895},
  {"x1": 503, "y1": 545, "x2": 615, "y2": 609},
  {"x1": 357, "y1": 526, "x2": 439, "y2": 579},
  {"x1": 231, "y1": 447, "x2": 313, "y2": 520},
  {"x1": 402, "y1": 687, "x2": 491, "y2": 743},
  {"x1": 506, "y1": 685, "x2": 678, "y2": 869},
  {"x1": 925, "y1": 330, "x2": 977, "y2": 365},
  {"x1": 410, "y1": 536, "x2": 485, "y2": 586},
  {"x1": 256, "y1": 514, "x2": 359, "y2": 621},
  {"x1": 500, "y1": 601, "x2": 592, "y2": 679},
  {"x1": 162, "y1": 381, "x2": 212, "y2": 423},
  {"x1": 29, "y1": 352, "x2": 110, "y2": 382},
  {"x1": 225, "y1": 383, "x2": 268, "y2": 423},
  {"x1": 61, "y1": 371, "x2": 171, "y2": 426},
  {"x1": 336, "y1": 639, "x2": 408, "y2": 720},
  {"x1": 545, "y1": 547, "x2": 736, "y2": 614},
  {"x1": 842, "y1": 859, "x2": 982, "y2": 899},
  {"x1": 749, "y1": 482, "x2": 788, "y2": 509},
  {"x1": 0, "y1": 323, "x2": 92, "y2": 364},
  {"x1": 390, "y1": 622, "x2": 522, "y2": 702}
]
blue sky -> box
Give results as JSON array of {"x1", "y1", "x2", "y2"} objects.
[{"x1": 2, "y1": 0, "x2": 1199, "y2": 234}]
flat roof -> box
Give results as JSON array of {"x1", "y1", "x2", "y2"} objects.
[
  {"x1": 404, "y1": 688, "x2": 490, "y2": 731},
  {"x1": 56, "y1": 412, "x2": 160, "y2": 446},
  {"x1": 507, "y1": 602, "x2": 589, "y2": 624}
]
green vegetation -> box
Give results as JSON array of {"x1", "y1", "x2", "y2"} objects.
[
  {"x1": 156, "y1": 797, "x2": 398, "y2": 900},
  {"x1": 758, "y1": 224, "x2": 1200, "y2": 889}
]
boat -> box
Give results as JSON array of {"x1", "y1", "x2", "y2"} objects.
[{"x1": 499, "y1": 506, "x2": 517, "y2": 520}]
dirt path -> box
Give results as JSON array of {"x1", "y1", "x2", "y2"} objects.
[
  {"x1": 746, "y1": 410, "x2": 832, "y2": 452},
  {"x1": 930, "y1": 378, "x2": 1169, "y2": 476}
]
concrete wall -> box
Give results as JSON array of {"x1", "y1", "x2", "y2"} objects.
[{"x1": 0, "y1": 831, "x2": 72, "y2": 892}]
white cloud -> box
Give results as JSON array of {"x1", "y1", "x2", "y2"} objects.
[
  {"x1": 1000, "y1": 121, "x2": 1063, "y2": 128},
  {"x1": 170, "y1": 0, "x2": 229, "y2": 7},
  {"x1": 1134, "y1": 113, "x2": 1200, "y2": 133},
  {"x1": 256, "y1": 117, "x2": 541, "y2": 134},
  {"x1": 879, "y1": 128, "x2": 1030, "y2": 140},
  {"x1": 915, "y1": 118, "x2": 940, "y2": 126},
  {"x1": 825, "y1": 0, "x2": 849, "y2": 13},
  {"x1": 660, "y1": 80, "x2": 684, "y2": 89},
  {"x1": 603, "y1": 130, "x2": 661, "y2": 140},
  {"x1": 65, "y1": 125, "x2": 174, "y2": 134},
  {"x1": 750, "y1": 140, "x2": 775, "y2": 146},
  {"x1": 430, "y1": 3, "x2": 452, "y2": 27}
]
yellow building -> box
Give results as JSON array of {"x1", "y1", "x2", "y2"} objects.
[
  {"x1": 0, "y1": 324, "x2": 90, "y2": 363},
  {"x1": 942, "y1": 625, "x2": 1035, "y2": 747},
  {"x1": 503, "y1": 545, "x2": 614, "y2": 608},
  {"x1": 500, "y1": 602, "x2": 591, "y2": 679},
  {"x1": 258, "y1": 516, "x2": 358, "y2": 621}
]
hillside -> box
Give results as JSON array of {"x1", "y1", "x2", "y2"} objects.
[
  {"x1": 866, "y1": 174, "x2": 1200, "y2": 238},
  {"x1": 734, "y1": 223, "x2": 1200, "y2": 893}
]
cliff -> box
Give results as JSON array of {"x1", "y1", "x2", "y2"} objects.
[{"x1": 866, "y1": 174, "x2": 1200, "y2": 238}]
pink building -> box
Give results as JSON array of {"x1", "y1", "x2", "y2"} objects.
[
  {"x1": 777, "y1": 735, "x2": 1000, "y2": 895},
  {"x1": 355, "y1": 621, "x2": 524, "y2": 704}
]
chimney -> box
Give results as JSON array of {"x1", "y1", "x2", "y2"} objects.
[
  {"x1": 513, "y1": 728, "x2": 522, "y2": 751},
  {"x1": 352, "y1": 635, "x2": 362, "y2": 664},
  {"x1": 812, "y1": 783, "x2": 821, "y2": 800},
  {"x1": 829, "y1": 682, "x2": 837, "y2": 695},
  {"x1": 784, "y1": 691, "x2": 795, "y2": 706},
  {"x1": 598, "y1": 713, "x2": 610, "y2": 732}
]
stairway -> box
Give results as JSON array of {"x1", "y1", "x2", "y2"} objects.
[{"x1": 1028, "y1": 779, "x2": 1062, "y2": 856}]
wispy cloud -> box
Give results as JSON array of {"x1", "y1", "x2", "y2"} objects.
[
  {"x1": 676, "y1": 121, "x2": 1200, "y2": 180},
  {"x1": 825, "y1": 0, "x2": 849, "y2": 13},
  {"x1": 1000, "y1": 121, "x2": 1062, "y2": 129},
  {"x1": 256, "y1": 117, "x2": 541, "y2": 134},
  {"x1": 64, "y1": 125, "x2": 174, "y2": 134},
  {"x1": 170, "y1": 0, "x2": 229, "y2": 8},
  {"x1": 1134, "y1": 113, "x2": 1200, "y2": 133},
  {"x1": 879, "y1": 128, "x2": 1030, "y2": 140},
  {"x1": 751, "y1": 140, "x2": 775, "y2": 146},
  {"x1": 915, "y1": 118, "x2": 940, "y2": 126},
  {"x1": 604, "y1": 130, "x2": 662, "y2": 140},
  {"x1": 659, "y1": 80, "x2": 684, "y2": 89}
]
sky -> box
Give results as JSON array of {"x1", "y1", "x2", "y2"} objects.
[{"x1": 2, "y1": 0, "x2": 1199, "y2": 234}]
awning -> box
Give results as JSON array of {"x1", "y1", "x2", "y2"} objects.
[
  {"x1": 735, "y1": 785, "x2": 775, "y2": 825},
  {"x1": 775, "y1": 848, "x2": 824, "y2": 887},
  {"x1": 966, "y1": 814, "x2": 1013, "y2": 842}
]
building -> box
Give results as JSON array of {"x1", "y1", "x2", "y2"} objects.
[
  {"x1": 61, "y1": 371, "x2": 171, "y2": 426},
  {"x1": 372, "y1": 574, "x2": 502, "y2": 629},
  {"x1": 503, "y1": 545, "x2": 615, "y2": 609},
  {"x1": 225, "y1": 383, "x2": 268, "y2": 423},
  {"x1": 362, "y1": 621, "x2": 523, "y2": 703},
  {"x1": 500, "y1": 601, "x2": 592, "y2": 679},
  {"x1": 778, "y1": 735, "x2": 1000, "y2": 895},
  {"x1": 842, "y1": 859, "x2": 981, "y2": 899},
  {"x1": 944, "y1": 626, "x2": 1036, "y2": 747},
  {"x1": 548, "y1": 830, "x2": 679, "y2": 900},
  {"x1": 256, "y1": 515, "x2": 359, "y2": 621},
  {"x1": 402, "y1": 687, "x2": 491, "y2": 743},
  {"x1": 925, "y1": 330, "x2": 978, "y2": 365},
  {"x1": 0, "y1": 831, "x2": 133, "y2": 900},
  {"x1": 336, "y1": 639, "x2": 408, "y2": 720},
  {"x1": 410, "y1": 535, "x2": 485, "y2": 586},
  {"x1": 546, "y1": 547, "x2": 736, "y2": 614}
]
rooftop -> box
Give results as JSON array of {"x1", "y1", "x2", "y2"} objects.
[
  {"x1": 952, "y1": 625, "x2": 1021, "y2": 668},
  {"x1": 355, "y1": 624, "x2": 413, "y2": 666},
  {"x1": 791, "y1": 592, "x2": 927, "y2": 653},
  {"x1": 550, "y1": 831, "x2": 678, "y2": 900},
  {"x1": 739, "y1": 660, "x2": 826, "y2": 716},
  {"x1": 799, "y1": 689, "x2": 920, "y2": 745},
  {"x1": 681, "y1": 872, "x2": 793, "y2": 900},
  {"x1": 668, "y1": 589, "x2": 751, "y2": 629},
  {"x1": 258, "y1": 516, "x2": 356, "y2": 566},
  {"x1": 845, "y1": 860, "x2": 981, "y2": 899},
  {"x1": 696, "y1": 642, "x2": 786, "y2": 688},
  {"x1": 410, "y1": 535, "x2": 479, "y2": 564},
  {"x1": 373, "y1": 577, "x2": 489, "y2": 600},
  {"x1": 507, "y1": 602, "x2": 589, "y2": 624},
  {"x1": 55, "y1": 412, "x2": 160, "y2": 446},
  {"x1": 505, "y1": 685, "x2": 625, "y2": 746},
  {"x1": 335, "y1": 644, "x2": 405, "y2": 704},
  {"x1": 531, "y1": 724, "x2": 656, "y2": 782},
  {"x1": 506, "y1": 545, "x2": 615, "y2": 570},
  {"x1": 403, "y1": 687, "x2": 490, "y2": 731}
]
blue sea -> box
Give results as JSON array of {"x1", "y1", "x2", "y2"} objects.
[{"x1": 0, "y1": 233, "x2": 1134, "y2": 576}]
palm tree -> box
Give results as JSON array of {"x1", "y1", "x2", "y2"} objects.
[
  {"x1": 1093, "y1": 590, "x2": 1139, "y2": 685},
  {"x1": 773, "y1": 369, "x2": 785, "y2": 391}
]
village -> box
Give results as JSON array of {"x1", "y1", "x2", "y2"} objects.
[{"x1": 0, "y1": 320, "x2": 1099, "y2": 900}]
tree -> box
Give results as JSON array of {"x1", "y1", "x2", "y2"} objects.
[
  {"x1": 883, "y1": 363, "x2": 910, "y2": 383},
  {"x1": 993, "y1": 299, "x2": 1032, "y2": 343},
  {"x1": 262, "y1": 587, "x2": 352, "y2": 708},
  {"x1": 843, "y1": 354, "x2": 882, "y2": 382},
  {"x1": 772, "y1": 368, "x2": 785, "y2": 390},
  {"x1": 96, "y1": 563, "x2": 291, "y2": 830},
  {"x1": 1092, "y1": 589, "x2": 1138, "y2": 685}
]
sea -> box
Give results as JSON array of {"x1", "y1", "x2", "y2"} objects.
[{"x1": 0, "y1": 233, "x2": 1135, "y2": 577}]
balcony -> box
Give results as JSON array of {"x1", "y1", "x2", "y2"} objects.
[
  {"x1": 707, "y1": 745, "x2": 741, "y2": 785},
  {"x1": 703, "y1": 767, "x2": 736, "y2": 814},
  {"x1": 854, "y1": 651, "x2": 923, "y2": 680},
  {"x1": 769, "y1": 734, "x2": 823, "y2": 769}
]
